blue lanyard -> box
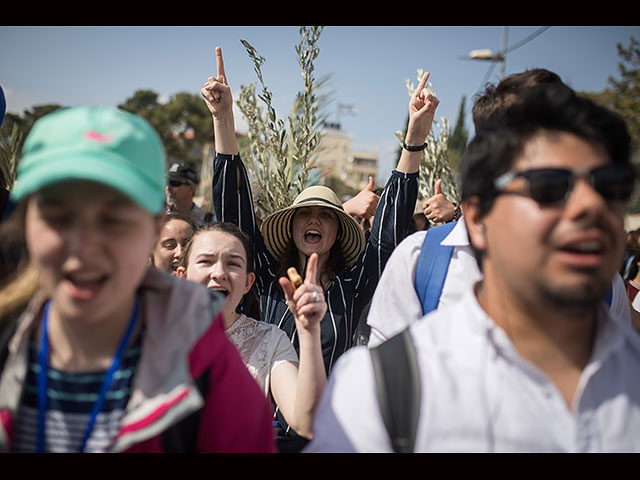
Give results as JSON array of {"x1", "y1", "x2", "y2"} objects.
[{"x1": 37, "y1": 298, "x2": 140, "y2": 453}]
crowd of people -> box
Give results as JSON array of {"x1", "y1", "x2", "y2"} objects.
[{"x1": 0, "y1": 47, "x2": 639, "y2": 453}]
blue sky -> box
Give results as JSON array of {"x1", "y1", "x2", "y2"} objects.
[{"x1": 1, "y1": 25, "x2": 638, "y2": 182}]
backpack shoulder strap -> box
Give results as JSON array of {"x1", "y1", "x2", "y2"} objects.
[
  {"x1": 370, "y1": 328, "x2": 421, "y2": 453},
  {"x1": 414, "y1": 221, "x2": 457, "y2": 315},
  {"x1": 605, "y1": 285, "x2": 613, "y2": 307}
]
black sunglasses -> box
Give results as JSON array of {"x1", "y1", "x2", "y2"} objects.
[
  {"x1": 168, "y1": 180, "x2": 189, "y2": 187},
  {"x1": 493, "y1": 164, "x2": 637, "y2": 205}
]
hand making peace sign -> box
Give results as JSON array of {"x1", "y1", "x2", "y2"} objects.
[{"x1": 406, "y1": 71, "x2": 440, "y2": 145}]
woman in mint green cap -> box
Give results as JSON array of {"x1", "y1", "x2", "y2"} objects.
[{"x1": 0, "y1": 106, "x2": 276, "y2": 453}]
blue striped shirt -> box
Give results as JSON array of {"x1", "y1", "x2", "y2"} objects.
[{"x1": 12, "y1": 332, "x2": 142, "y2": 453}]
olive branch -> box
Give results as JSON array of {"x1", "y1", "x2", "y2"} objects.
[{"x1": 237, "y1": 26, "x2": 326, "y2": 216}]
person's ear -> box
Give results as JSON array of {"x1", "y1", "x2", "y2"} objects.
[
  {"x1": 150, "y1": 215, "x2": 165, "y2": 255},
  {"x1": 244, "y1": 272, "x2": 256, "y2": 294},
  {"x1": 175, "y1": 265, "x2": 187, "y2": 279},
  {"x1": 462, "y1": 197, "x2": 488, "y2": 253}
]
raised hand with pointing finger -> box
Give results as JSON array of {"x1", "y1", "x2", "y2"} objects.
[
  {"x1": 201, "y1": 47, "x2": 233, "y2": 118},
  {"x1": 201, "y1": 46, "x2": 238, "y2": 155},
  {"x1": 408, "y1": 71, "x2": 439, "y2": 142},
  {"x1": 397, "y1": 71, "x2": 440, "y2": 174},
  {"x1": 279, "y1": 253, "x2": 326, "y2": 331},
  {"x1": 276, "y1": 252, "x2": 327, "y2": 440}
]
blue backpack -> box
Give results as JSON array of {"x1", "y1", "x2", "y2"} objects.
[{"x1": 414, "y1": 222, "x2": 458, "y2": 315}]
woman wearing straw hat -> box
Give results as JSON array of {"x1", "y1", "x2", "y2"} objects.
[
  {"x1": 202, "y1": 47, "x2": 438, "y2": 450},
  {"x1": 203, "y1": 46, "x2": 438, "y2": 368}
]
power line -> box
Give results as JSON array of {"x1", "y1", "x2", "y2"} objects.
[
  {"x1": 478, "y1": 62, "x2": 498, "y2": 93},
  {"x1": 476, "y1": 26, "x2": 552, "y2": 92},
  {"x1": 502, "y1": 26, "x2": 551, "y2": 55}
]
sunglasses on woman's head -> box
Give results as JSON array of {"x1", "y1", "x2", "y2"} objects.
[{"x1": 493, "y1": 164, "x2": 637, "y2": 205}]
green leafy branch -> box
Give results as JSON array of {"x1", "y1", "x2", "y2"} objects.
[
  {"x1": 0, "y1": 123, "x2": 25, "y2": 191},
  {"x1": 237, "y1": 26, "x2": 326, "y2": 215}
]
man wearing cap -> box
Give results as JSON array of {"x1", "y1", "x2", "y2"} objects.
[{"x1": 166, "y1": 162, "x2": 208, "y2": 227}]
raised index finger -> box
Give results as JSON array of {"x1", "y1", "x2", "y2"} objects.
[
  {"x1": 304, "y1": 253, "x2": 319, "y2": 286},
  {"x1": 413, "y1": 71, "x2": 431, "y2": 97},
  {"x1": 216, "y1": 46, "x2": 226, "y2": 81}
]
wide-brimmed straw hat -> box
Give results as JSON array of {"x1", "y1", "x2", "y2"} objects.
[{"x1": 261, "y1": 185, "x2": 366, "y2": 267}]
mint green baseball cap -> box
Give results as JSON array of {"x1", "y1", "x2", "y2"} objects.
[{"x1": 11, "y1": 106, "x2": 167, "y2": 214}]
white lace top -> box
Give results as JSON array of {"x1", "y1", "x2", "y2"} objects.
[{"x1": 226, "y1": 314, "x2": 299, "y2": 395}]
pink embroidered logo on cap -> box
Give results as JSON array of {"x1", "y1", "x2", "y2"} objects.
[{"x1": 84, "y1": 131, "x2": 113, "y2": 143}]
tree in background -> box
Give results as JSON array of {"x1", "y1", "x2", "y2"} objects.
[
  {"x1": 1, "y1": 104, "x2": 63, "y2": 191},
  {"x1": 609, "y1": 36, "x2": 639, "y2": 155},
  {"x1": 118, "y1": 89, "x2": 212, "y2": 168},
  {"x1": 582, "y1": 36, "x2": 639, "y2": 155},
  {"x1": 583, "y1": 36, "x2": 640, "y2": 213},
  {"x1": 447, "y1": 95, "x2": 469, "y2": 173},
  {"x1": 119, "y1": 89, "x2": 215, "y2": 212}
]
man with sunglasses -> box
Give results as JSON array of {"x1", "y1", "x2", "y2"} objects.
[
  {"x1": 306, "y1": 84, "x2": 640, "y2": 452},
  {"x1": 166, "y1": 162, "x2": 208, "y2": 227},
  {"x1": 366, "y1": 69, "x2": 632, "y2": 348}
]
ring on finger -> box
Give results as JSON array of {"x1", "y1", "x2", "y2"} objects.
[{"x1": 311, "y1": 291, "x2": 320, "y2": 303}]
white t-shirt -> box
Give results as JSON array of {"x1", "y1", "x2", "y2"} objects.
[
  {"x1": 305, "y1": 287, "x2": 640, "y2": 453},
  {"x1": 367, "y1": 219, "x2": 631, "y2": 347},
  {"x1": 226, "y1": 314, "x2": 299, "y2": 396}
]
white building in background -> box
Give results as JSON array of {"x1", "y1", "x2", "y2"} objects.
[
  {"x1": 314, "y1": 122, "x2": 378, "y2": 194},
  {"x1": 197, "y1": 123, "x2": 379, "y2": 208}
]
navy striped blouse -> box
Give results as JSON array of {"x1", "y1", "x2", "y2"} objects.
[{"x1": 212, "y1": 153, "x2": 418, "y2": 374}]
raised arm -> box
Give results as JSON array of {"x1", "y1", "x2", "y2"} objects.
[
  {"x1": 201, "y1": 46, "x2": 238, "y2": 155},
  {"x1": 359, "y1": 71, "x2": 439, "y2": 287},
  {"x1": 203, "y1": 47, "x2": 274, "y2": 290},
  {"x1": 272, "y1": 253, "x2": 328, "y2": 439},
  {"x1": 396, "y1": 71, "x2": 439, "y2": 174}
]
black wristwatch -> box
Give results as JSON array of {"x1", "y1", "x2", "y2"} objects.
[{"x1": 402, "y1": 141, "x2": 427, "y2": 152}]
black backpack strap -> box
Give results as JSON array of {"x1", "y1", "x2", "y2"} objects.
[{"x1": 370, "y1": 328, "x2": 421, "y2": 453}]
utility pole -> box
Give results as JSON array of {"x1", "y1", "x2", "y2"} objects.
[
  {"x1": 465, "y1": 26, "x2": 551, "y2": 88},
  {"x1": 468, "y1": 27, "x2": 508, "y2": 79},
  {"x1": 500, "y1": 26, "x2": 508, "y2": 80}
]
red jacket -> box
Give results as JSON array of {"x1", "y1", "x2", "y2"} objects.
[{"x1": 0, "y1": 268, "x2": 276, "y2": 453}]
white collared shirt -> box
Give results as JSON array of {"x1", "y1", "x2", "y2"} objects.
[
  {"x1": 305, "y1": 288, "x2": 640, "y2": 453},
  {"x1": 366, "y1": 219, "x2": 631, "y2": 347}
]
